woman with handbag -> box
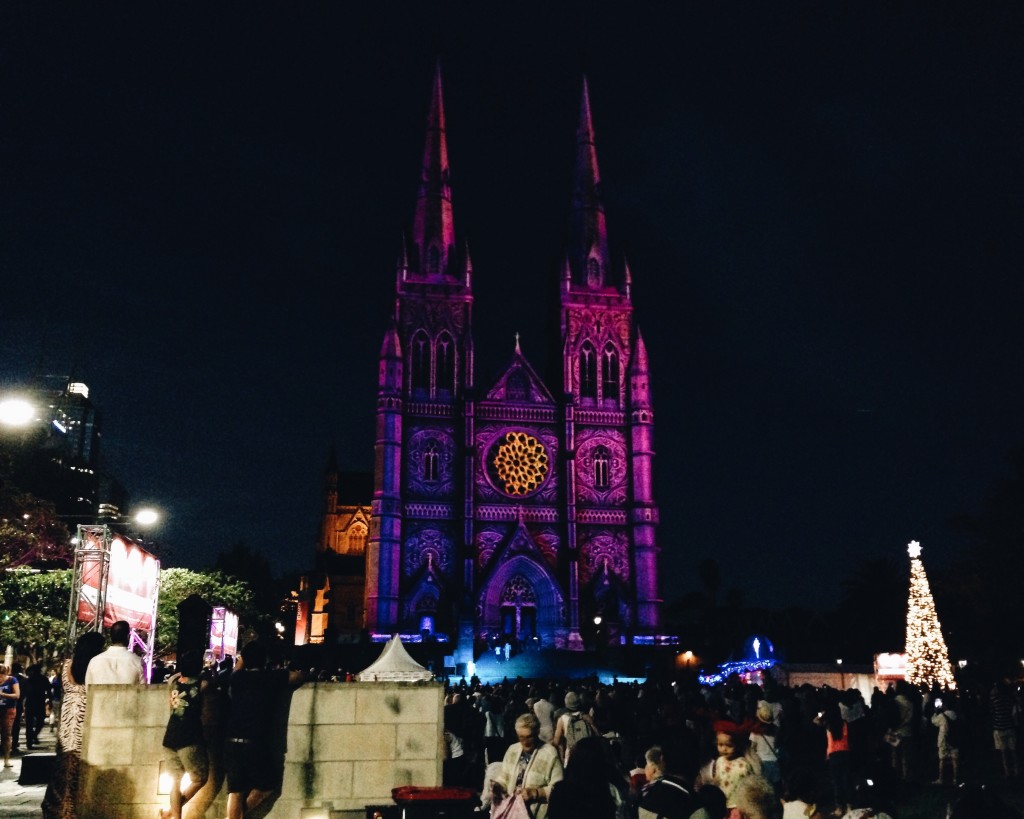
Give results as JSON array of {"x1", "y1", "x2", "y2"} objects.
[{"x1": 492, "y1": 712, "x2": 564, "y2": 819}]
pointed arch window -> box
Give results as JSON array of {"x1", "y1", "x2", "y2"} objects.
[
  {"x1": 580, "y1": 341, "x2": 597, "y2": 400},
  {"x1": 423, "y1": 440, "x2": 440, "y2": 483},
  {"x1": 601, "y1": 343, "x2": 620, "y2": 403},
  {"x1": 347, "y1": 525, "x2": 366, "y2": 554},
  {"x1": 436, "y1": 332, "x2": 455, "y2": 394},
  {"x1": 593, "y1": 445, "x2": 610, "y2": 490},
  {"x1": 411, "y1": 330, "x2": 431, "y2": 392},
  {"x1": 587, "y1": 257, "x2": 602, "y2": 288}
]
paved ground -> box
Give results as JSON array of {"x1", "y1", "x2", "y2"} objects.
[{"x1": 0, "y1": 723, "x2": 57, "y2": 819}]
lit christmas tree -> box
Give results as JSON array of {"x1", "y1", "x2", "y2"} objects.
[{"x1": 905, "y1": 540, "x2": 957, "y2": 689}]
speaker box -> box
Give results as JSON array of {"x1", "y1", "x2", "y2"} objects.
[{"x1": 18, "y1": 752, "x2": 56, "y2": 785}]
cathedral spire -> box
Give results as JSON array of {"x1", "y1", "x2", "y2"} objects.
[
  {"x1": 569, "y1": 76, "x2": 610, "y2": 290},
  {"x1": 396, "y1": 233, "x2": 409, "y2": 283},
  {"x1": 410, "y1": 61, "x2": 456, "y2": 280}
]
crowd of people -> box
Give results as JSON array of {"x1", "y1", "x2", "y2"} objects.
[
  {"x1": 27, "y1": 622, "x2": 305, "y2": 819},
  {"x1": 7, "y1": 631, "x2": 1024, "y2": 819},
  {"x1": 0, "y1": 657, "x2": 69, "y2": 769},
  {"x1": 440, "y1": 673, "x2": 1024, "y2": 818}
]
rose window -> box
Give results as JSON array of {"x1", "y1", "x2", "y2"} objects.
[{"x1": 491, "y1": 432, "x2": 549, "y2": 495}]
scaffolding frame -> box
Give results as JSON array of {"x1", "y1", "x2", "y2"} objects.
[{"x1": 66, "y1": 523, "x2": 160, "y2": 681}]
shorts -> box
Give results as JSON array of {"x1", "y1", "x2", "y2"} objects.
[
  {"x1": 994, "y1": 729, "x2": 1017, "y2": 751},
  {"x1": 162, "y1": 743, "x2": 209, "y2": 785},
  {"x1": 938, "y1": 746, "x2": 960, "y2": 761},
  {"x1": 224, "y1": 737, "x2": 284, "y2": 794}
]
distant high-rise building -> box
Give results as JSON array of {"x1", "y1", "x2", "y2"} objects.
[{"x1": 2, "y1": 377, "x2": 104, "y2": 519}]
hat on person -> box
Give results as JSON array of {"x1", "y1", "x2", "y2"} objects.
[
  {"x1": 712, "y1": 718, "x2": 760, "y2": 736},
  {"x1": 565, "y1": 691, "x2": 581, "y2": 711},
  {"x1": 755, "y1": 700, "x2": 775, "y2": 724}
]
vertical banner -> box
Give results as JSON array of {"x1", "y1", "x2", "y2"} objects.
[
  {"x1": 209, "y1": 606, "x2": 239, "y2": 662},
  {"x1": 76, "y1": 528, "x2": 107, "y2": 623}
]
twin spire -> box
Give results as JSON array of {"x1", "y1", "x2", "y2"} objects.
[
  {"x1": 409, "y1": 62, "x2": 456, "y2": 281},
  {"x1": 569, "y1": 76, "x2": 611, "y2": 290},
  {"x1": 406, "y1": 66, "x2": 617, "y2": 293}
]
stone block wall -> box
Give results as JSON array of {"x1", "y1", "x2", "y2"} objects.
[{"x1": 79, "y1": 681, "x2": 444, "y2": 819}]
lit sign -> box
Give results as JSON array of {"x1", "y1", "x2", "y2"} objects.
[{"x1": 875, "y1": 652, "x2": 908, "y2": 677}]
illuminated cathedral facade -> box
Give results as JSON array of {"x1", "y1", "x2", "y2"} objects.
[{"x1": 363, "y1": 68, "x2": 662, "y2": 663}]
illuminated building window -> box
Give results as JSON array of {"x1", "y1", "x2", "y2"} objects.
[
  {"x1": 411, "y1": 331, "x2": 431, "y2": 391},
  {"x1": 347, "y1": 527, "x2": 366, "y2": 554},
  {"x1": 587, "y1": 257, "x2": 601, "y2": 287},
  {"x1": 424, "y1": 441, "x2": 440, "y2": 483},
  {"x1": 580, "y1": 342, "x2": 597, "y2": 399},
  {"x1": 436, "y1": 332, "x2": 455, "y2": 393},
  {"x1": 594, "y1": 445, "x2": 610, "y2": 490},
  {"x1": 602, "y1": 344, "x2": 619, "y2": 402}
]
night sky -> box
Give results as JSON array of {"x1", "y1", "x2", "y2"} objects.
[{"x1": 2, "y1": 4, "x2": 1022, "y2": 612}]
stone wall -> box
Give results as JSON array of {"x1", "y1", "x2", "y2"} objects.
[{"x1": 79, "y1": 681, "x2": 444, "y2": 819}]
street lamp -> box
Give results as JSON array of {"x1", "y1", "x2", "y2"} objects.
[
  {"x1": 0, "y1": 397, "x2": 37, "y2": 427},
  {"x1": 68, "y1": 507, "x2": 163, "y2": 543}
]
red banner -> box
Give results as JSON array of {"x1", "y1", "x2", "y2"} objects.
[{"x1": 77, "y1": 529, "x2": 160, "y2": 632}]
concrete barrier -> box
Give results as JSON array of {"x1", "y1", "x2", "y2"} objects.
[{"x1": 78, "y1": 681, "x2": 444, "y2": 819}]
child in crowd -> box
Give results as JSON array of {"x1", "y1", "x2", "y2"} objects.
[
  {"x1": 780, "y1": 768, "x2": 825, "y2": 819},
  {"x1": 732, "y1": 775, "x2": 782, "y2": 819},
  {"x1": 695, "y1": 720, "x2": 761, "y2": 817}
]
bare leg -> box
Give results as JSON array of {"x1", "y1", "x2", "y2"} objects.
[
  {"x1": 169, "y1": 782, "x2": 184, "y2": 819},
  {"x1": 227, "y1": 791, "x2": 245, "y2": 819},
  {"x1": 245, "y1": 788, "x2": 276, "y2": 816}
]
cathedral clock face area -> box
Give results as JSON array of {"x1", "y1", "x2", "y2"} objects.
[{"x1": 486, "y1": 430, "x2": 551, "y2": 497}]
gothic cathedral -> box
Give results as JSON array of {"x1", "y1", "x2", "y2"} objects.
[{"x1": 365, "y1": 68, "x2": 661, "y2": 663}]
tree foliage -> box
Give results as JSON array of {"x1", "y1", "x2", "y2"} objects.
[
  {"x1": 155, "y1": 568, "x2": 257, "y2": 657},
  {"x1": 944, "y1": 445, "x2": 1024, "y2": 668},
  {"x1": 0, "y1": 488, "x2": 73, "y2": 569},
  {"x1": 0, "y1": 568, "x2": 73, "y2": 666},
  {"x1": 214, "y1": 541, "x2": 277, "y2": 610}
]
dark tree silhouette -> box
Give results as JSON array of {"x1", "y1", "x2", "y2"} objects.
[
  {"x1": 835, "y1": 556, "x2": 907, "y2": 661},
  {"x1": 944, "y1": 445, "x2": 1024, "y2": 668}
]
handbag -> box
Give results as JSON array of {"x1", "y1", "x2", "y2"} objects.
[{"x1": 492, "y1": 792, "x2": 533, "y2": 819}]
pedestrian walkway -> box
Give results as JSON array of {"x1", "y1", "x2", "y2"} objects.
[{"x1": 0, "y1": 723, "x2": 56, "y2": 819}]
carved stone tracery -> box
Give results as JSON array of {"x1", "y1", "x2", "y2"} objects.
[
  {"x1": 502, "y1": 575, "x2": 537, "y2": 606},
  {"x1": 404, "y1": 528, "x2": 452, "y2": 577},
  {"x1": 579, "y1": 532, "x2": 630, "y2": 584}
]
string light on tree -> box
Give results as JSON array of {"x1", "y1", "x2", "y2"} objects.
[{"x1": 905, "y1": 540, "x2": 956, "y2": 690}]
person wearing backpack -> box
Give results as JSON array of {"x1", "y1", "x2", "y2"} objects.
[
  {"x1": 930, "y1": 694, "x2": 961, "y2": 786},
  {"x1": 552, "y1": 691, "x2": 597, "y2": 765}
]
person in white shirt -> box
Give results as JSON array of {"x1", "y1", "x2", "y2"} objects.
[
  {"x1": 532, "y1": 685, "x2": 556, "y2": 743},
  {"x1": 85, "y1": 620, "x2": 144, "y2": 685}
]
